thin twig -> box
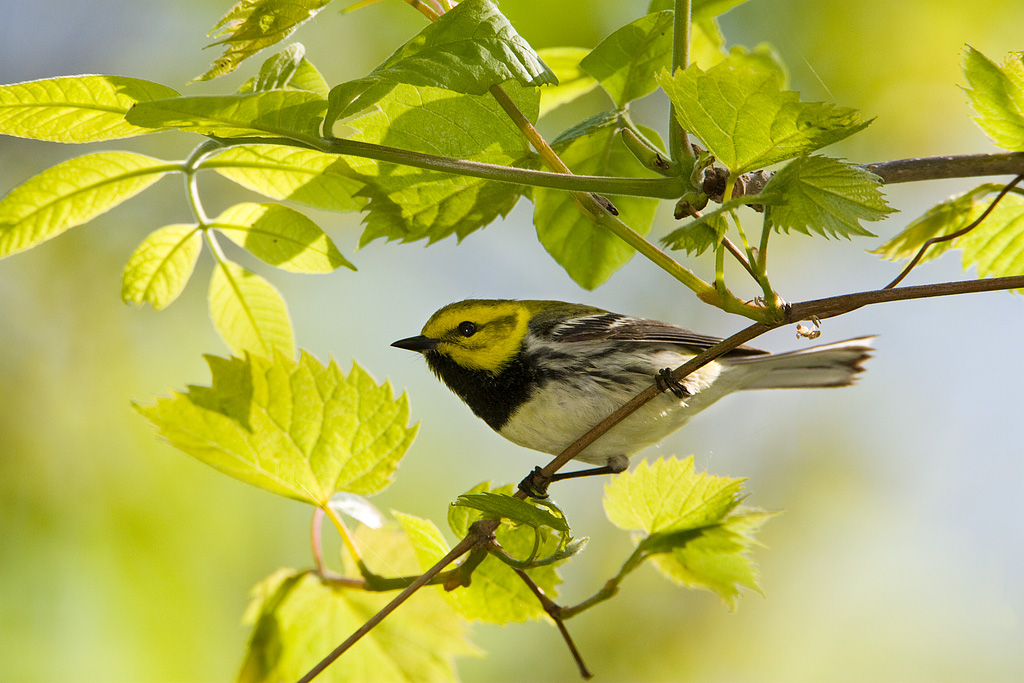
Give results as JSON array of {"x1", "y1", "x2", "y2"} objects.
[
  {"x1": 862, "y1": 152, "x2": 1024, "y2": 184},
  {"x1": 884, "y1": 174, "x2": 1024, "y2": 289},
  {"x1": 511, "y1": 564, "x2": 593, "y2": 679}
]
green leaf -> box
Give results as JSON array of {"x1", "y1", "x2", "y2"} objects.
[
  {"x1": 135, "y1": 352, "x2": 416, "y2": 505},
  {"x1": 325, "y1": 0, "x2": 555, "y2": 127},
  {"x1": 445, "y1": 483, "x2": 563, "y2": 624},
  {"x1": 0, "y1": 75, "x2": 180, "y2": 143},
  {"x1": 122, "y1": 224, "x2": 202, "y2": 310},
  {"x1": 208, "y1": 260, "x2": 295, "y2": 358},
  {"x1": 765, "y1": 155, "x2": 893, "y2": 238},
  {"x1": 955, "y1": 193, "x2": 1024, "y2": 283},
  {"x1": 238, "y1": 566, "x2": 474, "y2": 683},
  {"x1": 533, "y1": 115, "x2": 661, "y2": 289},
  {"x1": 238, "y1": 43, "x2": 330, "y2": 98},
  {"x1": 658, "y1": 56, "x2": 869, "y2": 173},
  {"x1": 649, "y1": 0, "x2": 753, "y2": 19},
  {"x1": 662, "y1": 191, "x2": 782, "y2": 254},
  {"x1": 204, "y1": 144, "x2": 366, "y2": 213},
  {"x1": 394, "y1": 512, "x2": 453, "y2": 573},
  {"x1": 346, "y1": 82, "x2": 537, "y2": 245},
  {"x1": 874, "y1": 183, "x2": 1006, "y2": 263},
  {"x1": 646, "y1": 508, "x2": 772, "y2": 608},
  {"x1": 604, "y1": 457, "x2": 744, "y2": 534},
  {"x1": 198, "y1": 0, "x2": 332, "y2": 82},
  {"x1": 0, "y1": 152, "x2": 174, "y2": 259},
  {"x1": 581, "y1": 11, "x2": 674, "y2": 107},
  {"x1": 125, "y1": 90, "x2": 327, "y2": 142},
  {"x1": 537, "y1": 47, "x2": 599, "y2": 116},
  {"x1": 962, "y1": 46, "x2": 1024, "y2": 151},
  {"x1": 211, "y1": 202, "x2": 353, "y2": 273},
  {"x1": 454, "y1": 492, "x2": 570, "y2": 534}
]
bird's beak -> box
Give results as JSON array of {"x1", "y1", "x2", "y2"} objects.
[{"x1": 391, "y1": 335, "x2": 439, "y2": 353}]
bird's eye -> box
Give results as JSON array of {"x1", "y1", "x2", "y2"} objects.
[{"x1": 457, "y1": 321, "x2": 477, "y2": 337}]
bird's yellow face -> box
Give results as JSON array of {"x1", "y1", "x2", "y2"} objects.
[{"x1": 419, "y1": 300, "x2": 534, "y2": 374}]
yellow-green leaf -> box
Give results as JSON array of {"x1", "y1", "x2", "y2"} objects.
[
  {"x1": 0, "y1": 152, "x2": 174, "y2": 259},
  {"x1": 963, "y1": 46, "x2": 1024, "y2": 151},
  {"x1": 537, "y1": 47, "x2": 599, "y2": 116},
  {"x1": 0, "y1": 75, "x2": 179, "y2": 142},
  {"x1": 212, "y1": 202, "x2": 353, "y2": 273},
  {"x1": 208, "y1": 260, "x2": 295, "y2": 358},
  {"x1": 134, "y1": 353, "x2": 417, "y2": 505},
  {"x1": 121, "y1": 224, "x2": 202, "y2": 310}
]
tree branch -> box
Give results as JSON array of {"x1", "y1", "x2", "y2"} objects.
[{"x1": 863, "y1": 152, "x2": 1024, "y2": 184}]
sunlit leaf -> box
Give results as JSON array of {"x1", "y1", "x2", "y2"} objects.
[
  {"x1": 208, "y1": 260, "x2": 295, "y2": 358},
  {"x1": 533, "y1": 114, "x2": 661, "y2": 289},
  {"x1": 346, "y1": 82, "x2": 537, "y2": 246},
  {"x1": 962, "y1": 46, "x2": 1024, "y2": 151},
  {"x1": 453, "y1": 492, "x2": 570, "y2": 534},
  {"x1": 198, "y1": 0, "x2": 332, "y2": 81},
  {"x1": 204, "y1": 144, "x2": 366, "y2": 212},
  {"x1": 211, "y1": 202, "x2": 353, "y2": 273},
  {"x1": 444, "y1": 483, "x2": 563, "y2": 624},
  {"x1": 537, "y1": 47, "x2": 599, "y2": 116},
  {"x1": 135, "y1": 352, "x2": 416, "y2": 505},
  {"x1": 238, "y1": 43, "x2": 330, "y2": 98},
  {"x1": 0, "y1": 152, "x2": 174, "y2": 259},
  {"x1": 126, "y1": 90, "x2": 327, "y2": 142},
  {"x1": 238, "y1": 565, "x2": 474, "y2": 683},
  {"x1": 765, "y1": 155, "x2": 893, "y2": 238},
  {"x1": 0, "y1": 75, "x2": 180, "y2": 142},
  {"x1": 122, "y1": 224, "x2": 202, "y2": 310},
  {"x1": 657, "y1": 56, "x2": 869, "y2": 173},
  {"x1": 581, "y1": 11, "x2": 674, "y2": 107},
  {"x1": 326, "y1": 0, "x2": 555, "y2": 127},
  {"x1": 955, "y1": 193, "x2": 1024, "y2": 283}
]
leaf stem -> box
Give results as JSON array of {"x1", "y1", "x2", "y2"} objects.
[{"x1": 668, "y1": 0, "x2": 694, "y2": 162}]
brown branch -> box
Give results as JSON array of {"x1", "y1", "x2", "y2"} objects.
[
  {"x1": 884, "y1": 174, "x2": 1024, "y2": 288},
  {"x1": 863, "y1": 152, "x2": 1024, "y2": 184},
  {"x1": 511, "y1": 564, "x2": 593, "y2": 679}
]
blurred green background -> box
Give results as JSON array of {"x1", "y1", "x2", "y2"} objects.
[{"x1": 1, "y1": 1, "x2": 1023, "y2": 681}]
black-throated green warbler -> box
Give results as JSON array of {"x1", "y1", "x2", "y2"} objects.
[{"x1": 392, "y1": 299, "x2": 872, "y2": 482}]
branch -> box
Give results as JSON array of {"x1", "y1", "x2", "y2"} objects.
[
  {"x1": 863, "y1": 152, "x2": 1024, "y2": 184},
  {"x1": 510, "y1": 563, "x2": 592, "y2": 679}
]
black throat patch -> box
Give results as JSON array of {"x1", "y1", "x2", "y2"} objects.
[{"x1": 424, "y1": 351, "x2": 536, "y2": 432}]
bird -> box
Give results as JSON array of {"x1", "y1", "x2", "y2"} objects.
[{"x1": 392, "y1": 299, "x2": 873, "y2": 491}]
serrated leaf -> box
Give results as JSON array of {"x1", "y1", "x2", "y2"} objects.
[
  {"x1": 581, "y1": 11, "x2": 674, "y2": 107},
  {"x1": 122, "y1": 224, "x2": 202, "y2": 310},
  {"x1": 444, "y1": 483, "x2": 563, "y2": 624},
  {"x1": 537, "y1": 47, "x2": 599, "y2": 116},
  {"x1": 962, "y1": 46, "x2": 1024, "y2": 151},
  {"x1": 454, "y1": 492, "x2": 570, "y2": 533},
  {"x1": 125, "y1": 90, "x2": 327, "y2": 142},
  {"x1": 135, "y1": 352, "x2": 416, "y2": 505},
  {"x1": 0, "y1": 152, "x2": 173, "y2": 259},
  {"x1": 212, "y1": 202, "x2": 353, "y2": 273},
  {"x1": 658, "y1": 56, "x2": 869, "y2": 173},
  {"x1": 765, "y1": 155, "x2": 892, "y2": 238},
  {"x1": 954, "y1": 193, "x2": 1024, "y2": 283},
  {"x1": 198, "y1": 0, "x2": 332, "y2": 82},
  {"x1": 204, "y1": 144, "x2": 366, "y2": 212},
  {"x1": 647, "y1": 508, "x2": 772, "y2": 608},
  {"x1": 662, "y1": 190, "x2": 782, "y2": 254},
  {"x1": 325, "y1": 0, "x2": 555, "y2": 127},
  {"x1": 533, "y1": 115, "x2": 661, "y2": 289},
  {"x1": 0, "y1": 75, "x2": 180, "y2": 143},
  {"x1": 238, "y1": 566, "x2": 474, "y2": 683},
  {"x1": 604, "y1": 457, "x2": 744, "y2": 534},
  {"x1": 346, "y1": 82, "x2": 537, "y2": 245},
  {"x1": 209, "y1": 260, "x2": 295, "y2": 357},
  {"x1": 874, "y1": 183, "x2": 1007, "y2": 263}
]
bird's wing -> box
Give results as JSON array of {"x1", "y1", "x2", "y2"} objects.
[{"x1": 549, "y1": 313, "x2": 767, "y2": 356}]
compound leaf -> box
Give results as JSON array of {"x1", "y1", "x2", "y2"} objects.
[
  {"x1": 209, "y1": 260, "x2": 295, "y2": 358},
  {"x1": 765, "y1": 155, "x2": 893, "y2": 238},
  {"x1": 204, "y1": 144, "x2": 366, "y2": 213},
  {"x1": 135, "y1": 352, "x2": 416, "y2": 505},
  {"x1": 122, "y1": 223, "x2": 202, "y2": 310},
  {"x1": 0, "y1": 152, "x2": 173, "y2": 258},
  {"x1": 211, "y1": 202, "x2": 353, "y2": 273},
  {"x1": 0, "y1": 75, "x2": 180, "y2": 142}
]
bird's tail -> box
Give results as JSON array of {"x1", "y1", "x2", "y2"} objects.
[{"x1": 728, "y1": 336, "x2": 875, "y2": 389}]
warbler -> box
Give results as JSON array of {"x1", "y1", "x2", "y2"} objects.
[{"x1": 392, "y1": 299, "x2": 872, "y2": 484}]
